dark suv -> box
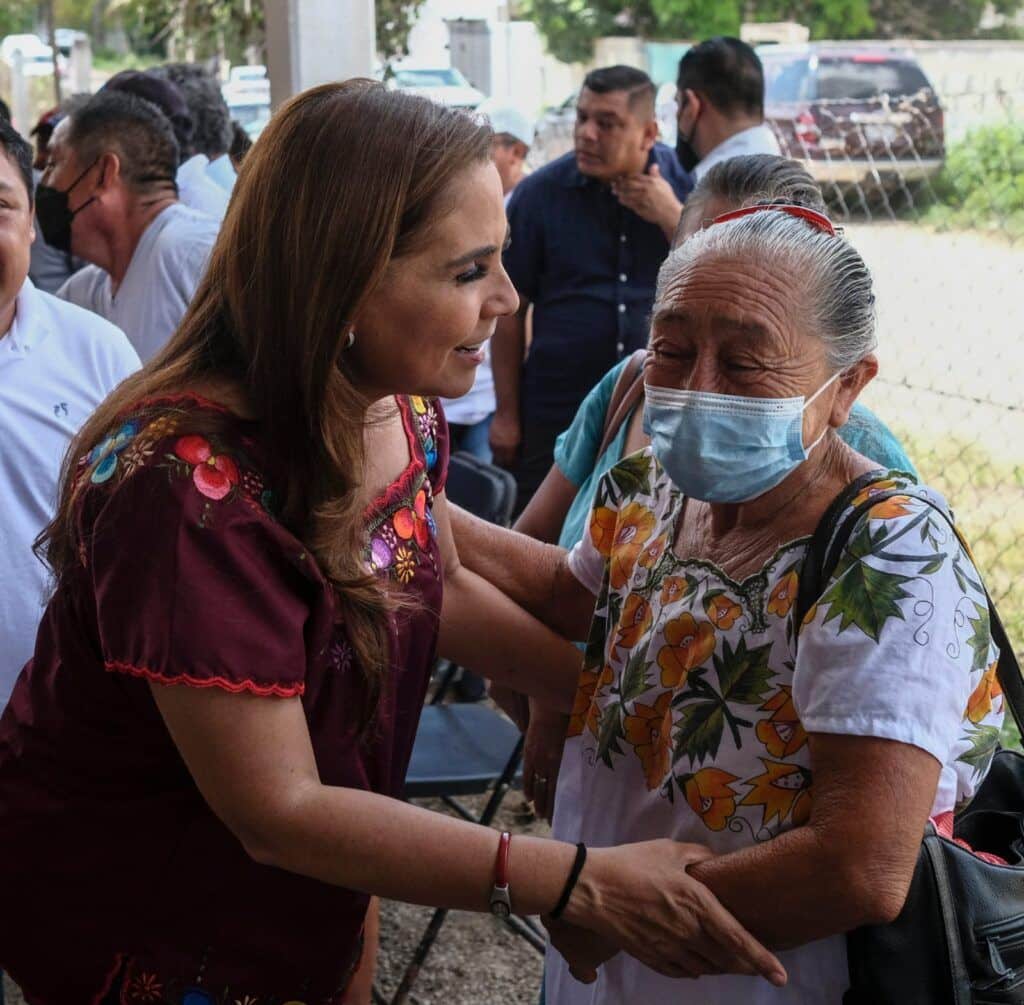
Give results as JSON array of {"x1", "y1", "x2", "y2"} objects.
[{"x1": 758, "y1": 44, "x2": 945, "y2": 194}]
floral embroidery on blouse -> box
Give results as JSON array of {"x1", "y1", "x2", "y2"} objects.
[
  {"x1": 79, "y1": 410, "x2": 274, "y2": 526},
  {"x1": 567, "y1": 453, "x2": 1003, "y2": 844},
  {"x1": 365, "y1": 397, "x2": 442, "y2": 585}
]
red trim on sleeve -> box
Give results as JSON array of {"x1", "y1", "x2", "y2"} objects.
[{"x1": 105, "y1": 659, "x2": 306, "y2": 698}]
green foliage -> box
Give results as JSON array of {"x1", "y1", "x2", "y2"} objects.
[
  {"x1": 870, "y1": 0, "x2": 1022, "y2": 39},
  {"x1": 516, "y1": 0, "x2": 631, "y2": 65},
  {"x1": 0, "y1": 0, "x2": 35, "y2": 38},
  {"x1": 935, "y1": 123, "x2": 1024, "y2": 218},
  {"x1": 650, "y1": 0, "x2": 743, "y2": 40},
  {"x1": 753, "y1": 0, "x2": 873, "y2": 38},
  {"x1": 98, "y1": 0, "x2": 264, "y2": 63},
  {"x1": 377, "y1": 0, "x2": 429, "y2": 67},
  {"x1": 522, "y1": 0, "x2": 1015, "y2": 65}
]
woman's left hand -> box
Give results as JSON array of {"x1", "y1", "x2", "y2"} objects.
[{"x1": 524, "y1": 699, "x2": 569, "y2": 822}]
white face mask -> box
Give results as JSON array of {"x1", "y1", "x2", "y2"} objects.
[{"x1": 643, "y1": 372, "x2": 842, "y2": 503}]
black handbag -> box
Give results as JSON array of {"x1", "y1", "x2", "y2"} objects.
[{"x1": 794, "y1": 471, "x2": 1024, "y2": 1005}]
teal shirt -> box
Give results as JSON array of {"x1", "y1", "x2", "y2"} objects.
[{"x1": 552, "y1": 359, "x2": 917, "y2": 552}]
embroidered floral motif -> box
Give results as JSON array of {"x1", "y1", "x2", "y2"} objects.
[
  {"x1": 89, "y1": 421, "x2": 138, "y2": 483},
  {"x1": 364, "y1": 397, "x2": 443, "y2": 584},
  {"x1": 657, "y1": 612, "x2": 715, "y2": 688},
  {"x1": 704, "y1": 592, "x2": 742, "y2": 630},
  {"x1": 766, "y1": 568, "x2": 799, "y2": 618},
  {"x1": 410, "y1": 395, "x2": 439, "y2": 469},
  {"x1": 126, "y1": 971, "x2": 163, "y2": 1003},
  {"x1": 682, "y1": 767, "x2": 740, "y2": 831},
  {"x1": 624, "y1": 691, "x2": 673, "y2": 790},
  {"x1": 966, "y1": 660, "x2": 1003, "y2": 724},
  {"x1": 615, "y1": 594, "x2": 653, "y2": 650},
  {"x1": 740, "y1": 759, "x2": 813, "y2": 828},
  {"x1": 327, "y1": 639, "x2": 354, "y2": 674},
  {"x1": 174, "y1": 435, "x2": 241, "y2": 501},
  {"x1": 755, "y1": 686, "x2": 808, "y2": 758},
  {"x1": 394, "y1": 546, "x2": 417, "y2": 584}
]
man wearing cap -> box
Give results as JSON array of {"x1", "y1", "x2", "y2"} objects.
[
  {"x1": 41, "y1": 90, "x2": 219, "y2": 362},
  {"x1": 483, "y1": 101, "x2": 534, "y2": 203},
  {"x1": 0, "y1": 117, "x2": 139, "y2": 715},
  {"x1": 152, "y1": 63, "x2": 237, "y2": 204},
  {"x1": 104, "y1": 68, "x2": 229, "y2": 221}
]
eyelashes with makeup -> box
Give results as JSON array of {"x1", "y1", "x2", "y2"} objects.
[{"x1": 456, "y1": 264, "x2": 488, "y2": 284}]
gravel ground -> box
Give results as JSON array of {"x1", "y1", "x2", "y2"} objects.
[{"x1": 374, "y1": 794, "x2": 551, "y2": 1005}]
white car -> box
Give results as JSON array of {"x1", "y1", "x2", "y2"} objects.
[
  {"x1": 0, "y1": 34, "x2": 57, "y2": 77},
  {"x1": 389, "y1": 66, "x2": 484, "y2": 110}
]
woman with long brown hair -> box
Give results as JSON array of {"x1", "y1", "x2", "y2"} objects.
[{"x1": 0, "y1": 81, "x2": 785, "y2": 1003}]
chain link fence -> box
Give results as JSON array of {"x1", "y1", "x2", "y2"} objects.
[
  {"x1": 770, "y1": 78, "x2": 1024, "y2": 722},
  {"x1": 531, "y1": 72, "x2": 1024, "y2": 728}
]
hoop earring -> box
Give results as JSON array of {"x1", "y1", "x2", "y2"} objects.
[{"x1": 345, "y1": 330, "x2": 355, "y2": 349}]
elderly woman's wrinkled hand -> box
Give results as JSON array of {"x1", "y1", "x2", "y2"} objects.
[
  {"x1": 523, "y1": 699, "x2": 569, "y2": 822},
  {"x1": 562, "y1": 839, "x2": 788, "y2": 985}
]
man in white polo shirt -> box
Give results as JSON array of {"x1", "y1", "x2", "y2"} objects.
[
  {"x1": 38, "y1": 89, "x2": 219, "y2": 362},
  {"x1": 0, "y1": 118, "x2": 140, "y2": 711}
]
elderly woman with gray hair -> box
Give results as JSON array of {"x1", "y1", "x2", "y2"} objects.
[{"x1": 459, "y1": 205, "x2": 1003, "y2": 1002}]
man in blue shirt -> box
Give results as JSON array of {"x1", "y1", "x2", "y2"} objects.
[{"x1": 490, "y1": 65, "x2": 692, "y2": 512}]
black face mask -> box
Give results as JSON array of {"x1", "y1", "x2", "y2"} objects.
[
  {"x1": 674, "y1": 95, "x2": 701, "y2": 174},
  {"x1": 34, "y1": 159, "x2": 98, "y2": 254},
  {"x1": 675, "y1": 127, "x2": 700, "y2": 174}
]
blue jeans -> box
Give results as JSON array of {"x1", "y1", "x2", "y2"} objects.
[{"x1": 448, "y1": 414, "x2": 494, "y2": 464}]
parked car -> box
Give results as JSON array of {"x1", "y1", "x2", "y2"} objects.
[
  {"x1": 223, "y1": 64, "x2": 270, "y2": 138},
  {"x1": 54, "y1": 28, "x2": 87, "y2": 58},
  {"x1": 758, "y1": 44, "x2": 945, "y2": 189},
  {"x1": 0, "y1": 34, "x2": 59, "y2": 77},
  {"x1": 388, "y1": 65, "x2": 484, "y2": 110},
  {"x1": 228, "y1": 64, "x2": 267, "y2": 87}
]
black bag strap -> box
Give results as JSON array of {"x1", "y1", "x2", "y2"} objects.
[{"x1": 795, "y1": 477, "x2": 1024, "y2": 741}]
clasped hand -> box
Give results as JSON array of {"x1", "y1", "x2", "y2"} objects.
[{"x1": 544, "y1": 840, "x2": 787, "y2": 988}]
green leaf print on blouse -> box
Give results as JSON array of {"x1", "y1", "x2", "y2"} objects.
[
  {"x1": 957, "y1": 723, "x2": 1001, "y2": 780},
  {"x1": 608, "y1": 451, "x2": 653, "y2": 501},
  {"x1": 966, "y1": 601, "x2": 992, "y2": 673},
  {"x1": 820, "y1": 561, "x2": 914, "y2": 643},
  {"x1": 671, "y1": 637, "x2": 775, "y2": 768}
]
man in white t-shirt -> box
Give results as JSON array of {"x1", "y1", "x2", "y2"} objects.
[
  {"x1": 0, "y1": 118, "x2": 140, "y2": 711},
  {"x1": 38, "y1": 90, "x2": 219, "y2": 362},
  {"x1": 440, "y1": 103, "x2": 534, "y2": 463},
  {"x1": 153, "y1": 63, "x2": 236, "y2": 215},
  {"x1": 612, "y1": 36, "x2": 781, "y2": 240}
]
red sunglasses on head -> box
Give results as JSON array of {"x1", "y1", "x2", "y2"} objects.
[{"x1": 708, "y1": 203, "x2": 840, "y2": 236}]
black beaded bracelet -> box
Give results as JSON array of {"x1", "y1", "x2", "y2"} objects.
[{"x1": 549, "y1": 842, "x2": 587, "y2": 921}]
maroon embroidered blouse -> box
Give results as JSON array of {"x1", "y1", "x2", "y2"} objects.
[{"x1": 0, "y1": 394, "x2": 449, "y2": 1005}]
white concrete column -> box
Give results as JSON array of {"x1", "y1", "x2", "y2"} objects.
[{"x1": 264, "y1": 0, "x2": 377, "y2": 109}]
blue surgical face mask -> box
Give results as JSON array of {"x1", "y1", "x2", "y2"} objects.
[{"x1": 643, "y1": 373, "x2": 842, "y2": 503}]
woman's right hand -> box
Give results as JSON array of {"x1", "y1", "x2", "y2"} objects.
[{"x1": 561, "y1": 840, "x2": 788, "y2": 985}]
